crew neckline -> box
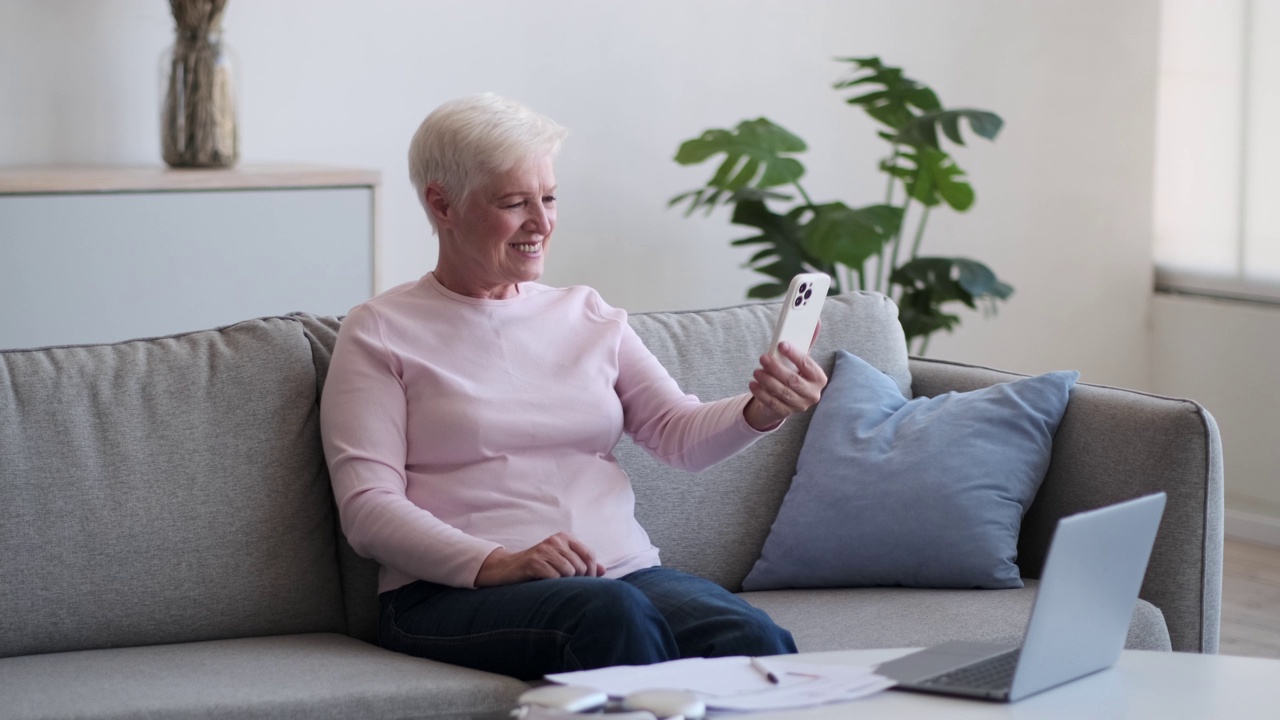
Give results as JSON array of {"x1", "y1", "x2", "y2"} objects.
[{"x1": 422, "y1": 272, "x2": 529, "y2": 306}]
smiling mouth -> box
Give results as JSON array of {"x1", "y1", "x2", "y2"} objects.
[{"x1": 512, "y1": 242, "x2": 542, "y2": 254}]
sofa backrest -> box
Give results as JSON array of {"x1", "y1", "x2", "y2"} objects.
[
  {"x1": 0, "y1": 318, "x2": 348, "y2": 658},
  {"x1": 0, "y1": 292, "x2": 909, "y2": 656},
  {"x1": 295, "y1": 313, "x2": 382, "y2": 643},
  {"x1": 620, "y1": 291, "x2": 910, "y2": 590}
]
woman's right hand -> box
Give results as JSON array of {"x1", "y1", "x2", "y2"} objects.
[{"x1": 474, "y1": 532, "x2": 607, "y2": 587}]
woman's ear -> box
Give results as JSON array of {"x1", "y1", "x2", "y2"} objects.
[{"x1": 425, "y1": 184, "x2": 453, "y2": 229}]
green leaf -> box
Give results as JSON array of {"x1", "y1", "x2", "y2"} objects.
[
  {"x1": 844, "y1": 90, "x2": 890, "y2": 106},
  {"x1": 889, "y1": 257, "x2": 1014, "y2": 345},
  {"x1": 879, "y1": 110, "x2": 998, "y2": 212},
  {"x1": 748, "y1": 282, "x2": 790, "y2": 299},
  {"x1": 702, "y1": 189, "x2": 726, "y2": 213},
  {"x1": 729, "y1": 186, "x2": 793, "y2": 204},
  {"x1": 708, "y1": 156, "x2": 740, "y2": 187},
  {"x1": 906, "y1": 87, "x2": 942, "y2": 112},
  {"x1": 965, "y1": 111, "x2": 1003, "y2": 140},
  {"x1": 801, "y1": 203, "x2": 903, "y2": 269},
  {"x1": 891, "y1": 257, "x2": 974, "y2": 306},
  {"x1": 954, "y1": 258, "x2": 997, "y2": 296},
  {"x1": 756, "y1": 259, "x2": 798, "y2": 282},
  {"x1": 931, "y1": 156, "x2": 975, "y2": 210},
  {"x1": 897, "y1": 303, "x2": 962, "y2": 343},
  {"x1": 890, "y1": 146, "x2": 976, "y2": 210},
  {"x1": 728, "y1": 157, "x2": 762, "y2": 190},
  {"x1": 671, "y1": 118, "x2": 808, "y2": 215},
  {"x1": 890, "y1": 261, "x2": 969, "y2": 345},
  {"x1": 729, "y1": 200, "x2": 827, "y2": 295},
  {"x1": 668, "y1": 190, "x2": 698, "y2": 209},
  {"x1": 895, "y1": 109, "x2": 1003, "y2": 149},
  {"x1": 990, "y1": 279, "x2": 1014, "y2": 300},
  {"x1": 940, "y1": 113, "x2": 964, "y2": 145},
  {"x1": 832, "y1": 56, "x2": 886, "y2": 86},
  {"x1": 858, "y1": 204, "x2": 907, "y2": 232},
  {"x1": 865, "y1": 104, "x2": 913, "y2": 131},
  {"x1": 802, "y1": 203, "x2": 880, "y2": 268},
  {"x1": 835, "y1": 58, "x2": 943, "y2": 131}
]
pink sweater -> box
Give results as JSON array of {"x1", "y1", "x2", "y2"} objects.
[{"x1": 320, "y1": 273, "x2": 773, "y2": 593}]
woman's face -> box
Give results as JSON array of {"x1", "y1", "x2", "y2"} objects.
[{"x1": 436, "y1": 154, "x2": 557, "y2": 299}]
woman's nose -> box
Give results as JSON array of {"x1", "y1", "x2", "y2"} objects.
[{"x1": 524, "y1": 203, "x2": 552, "y2": 236}]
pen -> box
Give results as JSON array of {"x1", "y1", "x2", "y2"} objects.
[{"x1": 750, "y1": 657, "x2": 780, "y2": 684}]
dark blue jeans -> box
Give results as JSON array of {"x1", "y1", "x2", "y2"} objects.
[{"x1": 378, "y1": 566, "x2": 797, "y2": 680}]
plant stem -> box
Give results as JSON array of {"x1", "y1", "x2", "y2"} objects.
[
  {"x1": 792, "y1": 180, "x2": 815, "y2": 208},
  {"x1": 917, "y1": 334, "x2": 931, "y2": 357},
  {"x1": 888, "y1": 199, "x2": 910, "y2": 297},
  {"x1": 876, "y1": 145, "x2": 899, "y2": 293},
  {"x1": 909, "y1": 205, "x2": 932, "y2": 260}
]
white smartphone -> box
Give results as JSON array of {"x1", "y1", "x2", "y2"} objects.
[{"x1": 768, "y1": 273, "x2": 830, "y2": 371}]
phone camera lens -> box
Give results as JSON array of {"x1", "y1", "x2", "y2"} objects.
[
  {"x1": 804, "y1": 289, "x2": 813, "y2": 300},
  {"x1": 798, "y1": 282, "x2": 809, "y2": 293},
  {"x1": 794, "y1": 296, "x2": 803, "y2": 307}
]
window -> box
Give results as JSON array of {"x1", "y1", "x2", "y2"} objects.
[{"x1": 1154, "y1": 0, "x2": 1280, "y2": 303}]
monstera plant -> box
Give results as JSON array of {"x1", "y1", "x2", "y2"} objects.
[{"x1": 671, "y1": 57, "x2": 1013, "y2": 354}]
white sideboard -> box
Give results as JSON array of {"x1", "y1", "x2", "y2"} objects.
[{"x1": 0, "y1": 165, "x2": 379, "y2": 349}]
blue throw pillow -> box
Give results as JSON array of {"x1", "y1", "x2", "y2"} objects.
[{"x1": 742, "y1": 351, "x2": 1079, "y2": 591}]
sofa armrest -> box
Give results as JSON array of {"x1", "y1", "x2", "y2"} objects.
[{"x1": 909, "y1": 357, "x2": 1224, "y2": 654}]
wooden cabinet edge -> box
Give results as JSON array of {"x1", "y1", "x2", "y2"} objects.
[{"x1": 0, "y1": 165, "x2": 381, "y2": 195}]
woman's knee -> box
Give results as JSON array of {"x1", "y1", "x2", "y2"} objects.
[
  {"x1": 741, "y1": 610, "x2": 798, "y2": 655},
  {"x1": 703, "y1": 606, "x2": 798, "y2": 657},
  {"x1": 556, "y1": 578, "x2": 678, "y2": 668}
]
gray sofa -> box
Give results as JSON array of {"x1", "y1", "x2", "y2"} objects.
[{"x1": 0, "y1": 291, "x2": 1222, "y2": 720}]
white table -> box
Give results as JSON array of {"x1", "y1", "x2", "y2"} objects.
[{"x1": 755, "y1": 648, "x2": 1280, "y2": 719}]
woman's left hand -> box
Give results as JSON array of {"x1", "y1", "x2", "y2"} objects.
[{"x1": 744, "y1": 341, "x2": 828, "y2": 431}]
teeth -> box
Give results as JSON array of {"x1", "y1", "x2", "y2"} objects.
[{"x1": 513, "y1": 243, "x2": 541, "y2": 253}]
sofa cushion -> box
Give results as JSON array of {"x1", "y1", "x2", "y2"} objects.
[
  {"x1": 617, "y1": 291, "x2": 911, "y2": 591},
  {"x1": 0, "y1": 633, "x2": 529, "y2": 720},
  {"x1": 0, "y1": 318, "x2": 347, "y2": 658},
  {"x1": 740, "y1": 581, "x2": 1172, "y2": 652},
  {"x1": 743, "y1": 351, "x2": 1077, "y2": 591}
]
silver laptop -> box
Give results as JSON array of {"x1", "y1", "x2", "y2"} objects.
[{"x1": 876, "y1": 492, "x2": 1167, "y2": 703}]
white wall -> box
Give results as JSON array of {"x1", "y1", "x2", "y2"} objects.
[
  {"x1": 1152, "y1": 293, "x2": 1280, "y2": 543},
  {"x1": 0, "y1": 0, "x2": 1159, "y2": 390}
]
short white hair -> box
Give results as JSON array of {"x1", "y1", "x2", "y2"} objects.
[{"x1": 408, "y1": 93, "x2": 567, "y2": 233}]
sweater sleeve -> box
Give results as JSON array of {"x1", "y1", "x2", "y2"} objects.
[
  {"x1": 320, "y1": 304, "x2": 501, "y2": 589},
  {"x1": 613, "y1": 310, "x2": 776, "y2": 472}
]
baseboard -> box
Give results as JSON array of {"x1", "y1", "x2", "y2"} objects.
[{"x1": 1225, "y1": 508, "x2": 1280, "y2": 548}]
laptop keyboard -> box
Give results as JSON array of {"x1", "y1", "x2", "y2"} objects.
[{"x1": 918, "y1": 649, "x2": 1022, "y2": 691}]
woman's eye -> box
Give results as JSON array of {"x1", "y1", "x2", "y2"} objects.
[
  {"x1": 543, "y1": 195, "x2": 557, "y2": 205},
  {"x1": 503, "y1": 201, "x2": 526, "y2": 209}
]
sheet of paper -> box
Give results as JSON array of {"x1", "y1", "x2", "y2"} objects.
[
  {"x1": 544, "y1": 655, "x2": 894, "y2": 711},
  {"x1": 546, "y1": 656, "x2": 775, "y2": 697},
  {"x1": 753, "y1": 658, "x2": 883, "y2": 685},
  {"x1": 705, "y1": 674, "x2": 897, "y2": 712}
]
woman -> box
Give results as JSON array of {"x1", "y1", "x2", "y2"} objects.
[{"x1": 320, "y1": 93, "x2": 828, "y2": 681}]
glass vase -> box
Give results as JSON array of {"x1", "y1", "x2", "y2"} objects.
[{"x1": 160, "y1": 32, "x2": 239, "y2": 168}]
